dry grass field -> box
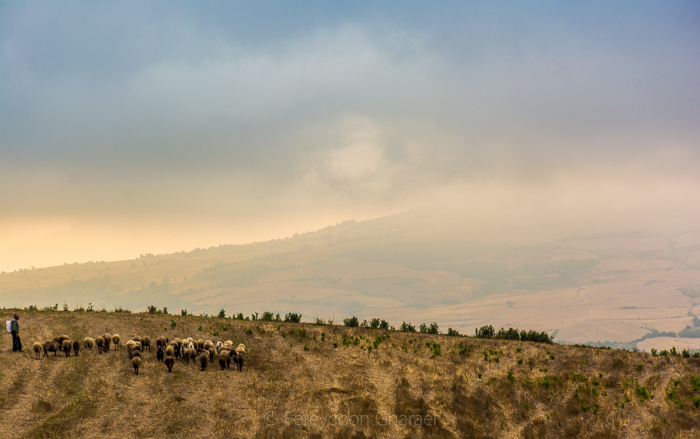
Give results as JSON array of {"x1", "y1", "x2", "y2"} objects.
[{"x1": 0, "y1": 309, "x2": 699, "y2": 438}]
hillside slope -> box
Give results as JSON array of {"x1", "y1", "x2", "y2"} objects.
[
  {"x1": 2, "y1": 213, "x2": 700, "y2": 349},
  {"x1": 1, "y1": 310, "x2": 699, "y2": 438}
]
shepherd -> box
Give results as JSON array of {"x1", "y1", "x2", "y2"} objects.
[{"x1": 10, "y1": 314, "x2": 22, "y2": 352}]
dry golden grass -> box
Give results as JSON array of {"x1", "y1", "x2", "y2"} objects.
[{"x1": 0, "y1": 309, "x2": 698, "y2": 438}]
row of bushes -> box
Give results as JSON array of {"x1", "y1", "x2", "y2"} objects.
[
  {"x1": 24, "y1": 304, "x2": 554, "y2": 343},
  {"x1": 474, "y1": 325, "x2": 553, "y2": 344}
]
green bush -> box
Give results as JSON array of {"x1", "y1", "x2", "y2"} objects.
[
  {"x1": 218, "y1": 309, "x2": 226, "y2": 318},
  {"x1": 344, "y1": 316, "x2": 359, "y2": 327},
  {"x1": 400, "y1": 321, "x2": 416, "y2": 332},
  {"x1": 285, "y1": 312, "x2": 302, "y2": 323}
]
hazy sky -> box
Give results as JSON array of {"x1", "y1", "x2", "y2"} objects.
[{"x1": 1, "y1": 1, "x2": 699, "y2": 271}]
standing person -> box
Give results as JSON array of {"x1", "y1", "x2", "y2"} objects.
[{"x1": 11, "y1": 313, "x2": 22, "y2": 352}]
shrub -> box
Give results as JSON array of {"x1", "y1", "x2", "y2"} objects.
[
  {"x1": 218, "y1": 309, "x2": 226, "y2": 318},
  {"x1": 261, "y1": 311, "x2": 274, "y2": 321},
  {"x1": 170, "y1": 319, "x2": 176, "y2": 329},
  {"x1": 344, "y1": 316, "x2": 359, "y2": 327},
  {"x1": 475, "y1": 325, "x2": 495, "y2": 338},
  {"x1": 447, "y1": 327, "x2": 460, "y2": 337},
  {"x1": 285, "y1": 312, "x2": 302, "y2": 323},
  {"x1": 147, "y1": 305, "x2": 158, "y2": 314},
  {"x1": 303, "y1": 344, "x2": 309, "y2": 351},
  {"x1": 418, "y1": 322, "x2": 439, "y2": 334},
  {"x1": 400, "y1": 321, "x2": 416, "y2": 332}
]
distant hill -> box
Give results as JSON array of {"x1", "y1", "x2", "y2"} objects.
[
  {"x1": 1, "y1": 309, "x2": 699, "y2": 438},
  {"x1": 1, "y1": 211, "x2": 700, "y2": 350}
]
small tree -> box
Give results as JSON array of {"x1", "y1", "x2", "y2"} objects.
[
  {"x1": 218, "y1": 308, "x2": 226, "y2": 318},
  {"x1": 344, "y1": 316, "x2": 359, "y2": 328},
  {"x1": 400, "y1": 321, "x2": 416, "y2": 332},
  {"x1": 285, "y1": 312, "x2": 302, "y2": 323}
]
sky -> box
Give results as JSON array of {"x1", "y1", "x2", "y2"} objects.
[{"x1": 1, "y1": 1, "x2": 699, "y2": 272}]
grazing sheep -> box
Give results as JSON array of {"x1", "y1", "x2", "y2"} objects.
[
  {"x1": 156, "y1": 336, "x2": 167, "y2": 349},
  {"x1": 95, "y1": 336, "x2": 105, "y2": 354},
  {"x1": 219, "y1": 350, "x2": 231, "y2": 369},
  {"x1": 73, "y1": 340, "x2": 80, "y2": 357},
  {"x1": 32, "y1": 342, "x2": 42, "y2": 359},
  {"x1": 187, "y1": 341, "x2": 195, "y2": 350},
  {"x1": 54, "y1": 335, "x2": 69, "y2": 351},
  {"x1": 156, "y1": 347, "x2": 164, "y2": 362},
  {"x1": 184, "y1": 348, "x2": 195, "y2": 364},
  {"x1": 102, "y1": 334, "x2": 112, "y2": 353},
  {"x1": 173, "y1": 338, "x2": 182, "y2": 348},
  {"x1": 132, "y1": 335, "x2": 141, "y2": 344},
  {"x1": 130, "y1": 350, "x2": 141, "y2": 359},
  {"x1": 196, "y1": 353, "x2": 209, "y2": 371},
  {"x1": 234, "y1": 344, "x2": 246, "y2": 372},
  {"x1": 164, "y1": 356, "x2": 174, "y2": 373},
  {"x1": 142, "y1": 336, "x2": 151, "y2": 351},
  {"x1": 62, "y1": 340, "x2": 72, "y2": 357},
  {"x1": 197, "y1": 339, "x2": 204, "y2": 349},
  {"x1": 112, "y1": 334, "x2": 121, "y2": 347},
  {"x1": 43, "y1": 341, "x2": 58, "y2": 357},
  {"x1": 132, "y1": 356, "x2": 141, "y2": 375},
  {"x1": 203, "y1": 340, "x2": 214, "y2": 351},
  {"x1": 84, "y1": 337, "x2": 95, "y2": 351},
  {"x1": 129, "y1": 344, "x2": 141, "y2": 356},
  {"x1": 218, "y1": 356, "x2": 227, "y2": 370},
  {"x1": 165, "y1": 345, "x2": 174, "y2": 357},
  {"x1": 208, "y1": 347, "x2": 216, "y2": 363}
]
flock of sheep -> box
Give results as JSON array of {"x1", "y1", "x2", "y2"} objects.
[{"x1": 31, "y1": 333, "x2": 246, "y2": 375}]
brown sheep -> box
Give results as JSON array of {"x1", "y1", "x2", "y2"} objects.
[
  {"x1": 164, "y1": 356, "x2": 175, "y2": 373},
  {"x1": 218, "y1": 356, "x2": 227, "y2": 371},
  {"x1": 102, "y1": 334, "x2": 112, "y2": 353},
  {"x1": 43, "y1": 341, "x2": 58, "y2": 357},
  {"x1": 32, "y1": 342, "x2": 42, "y2": 359},
  {"x1": 62, "y1": 340, "x2": 72, "y2": 357},
  {"x1": 165, "y1": 345, "x2": 174, "y2": 357},
  {"x1": 130, "y1": 350, "x2": 141, "y2": 359},
  {"x1": 219, "y1": 349, "x2": 231, "y2": 369},
  {"x1": 132, "y1": 356, "x2": 141, "y2": 375},
  {"x1": 132, "y1": 335, "x2": 142, "y2": 344},
  {"x1": 54, "y1": 335, "x2": 69, "y2": 351},
  {"x1": 142, "y1": 336, "x2": 151, "y2": 351},
  {"x1": 184, "y1": 348, "x2": 195, "y2": 364},
  {"x1": 72, "y1": 340, "x2": 80, "y2": 357},
  {"x1": 196, "y1": 353, "x2": 209, "y2": 371},
  {"x1": 112, "y1": 334, "x2": 121, "y2": 348},
  {"x1": 95, "y1": 336, "x2": 105, "y2": 354},
  {"x1": 234, "y1": 344, "x2": 245, "y2": 372},
  {"x1": 84, "y1": 337, "x2": 95, "y2": 351},
  {"x1": 156, "y1": 336, "x2": 168, "y2": 349}
]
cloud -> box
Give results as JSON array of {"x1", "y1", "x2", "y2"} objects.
[{"x1": 0, "y1": 2, "x2": 699, "y2": 271}]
